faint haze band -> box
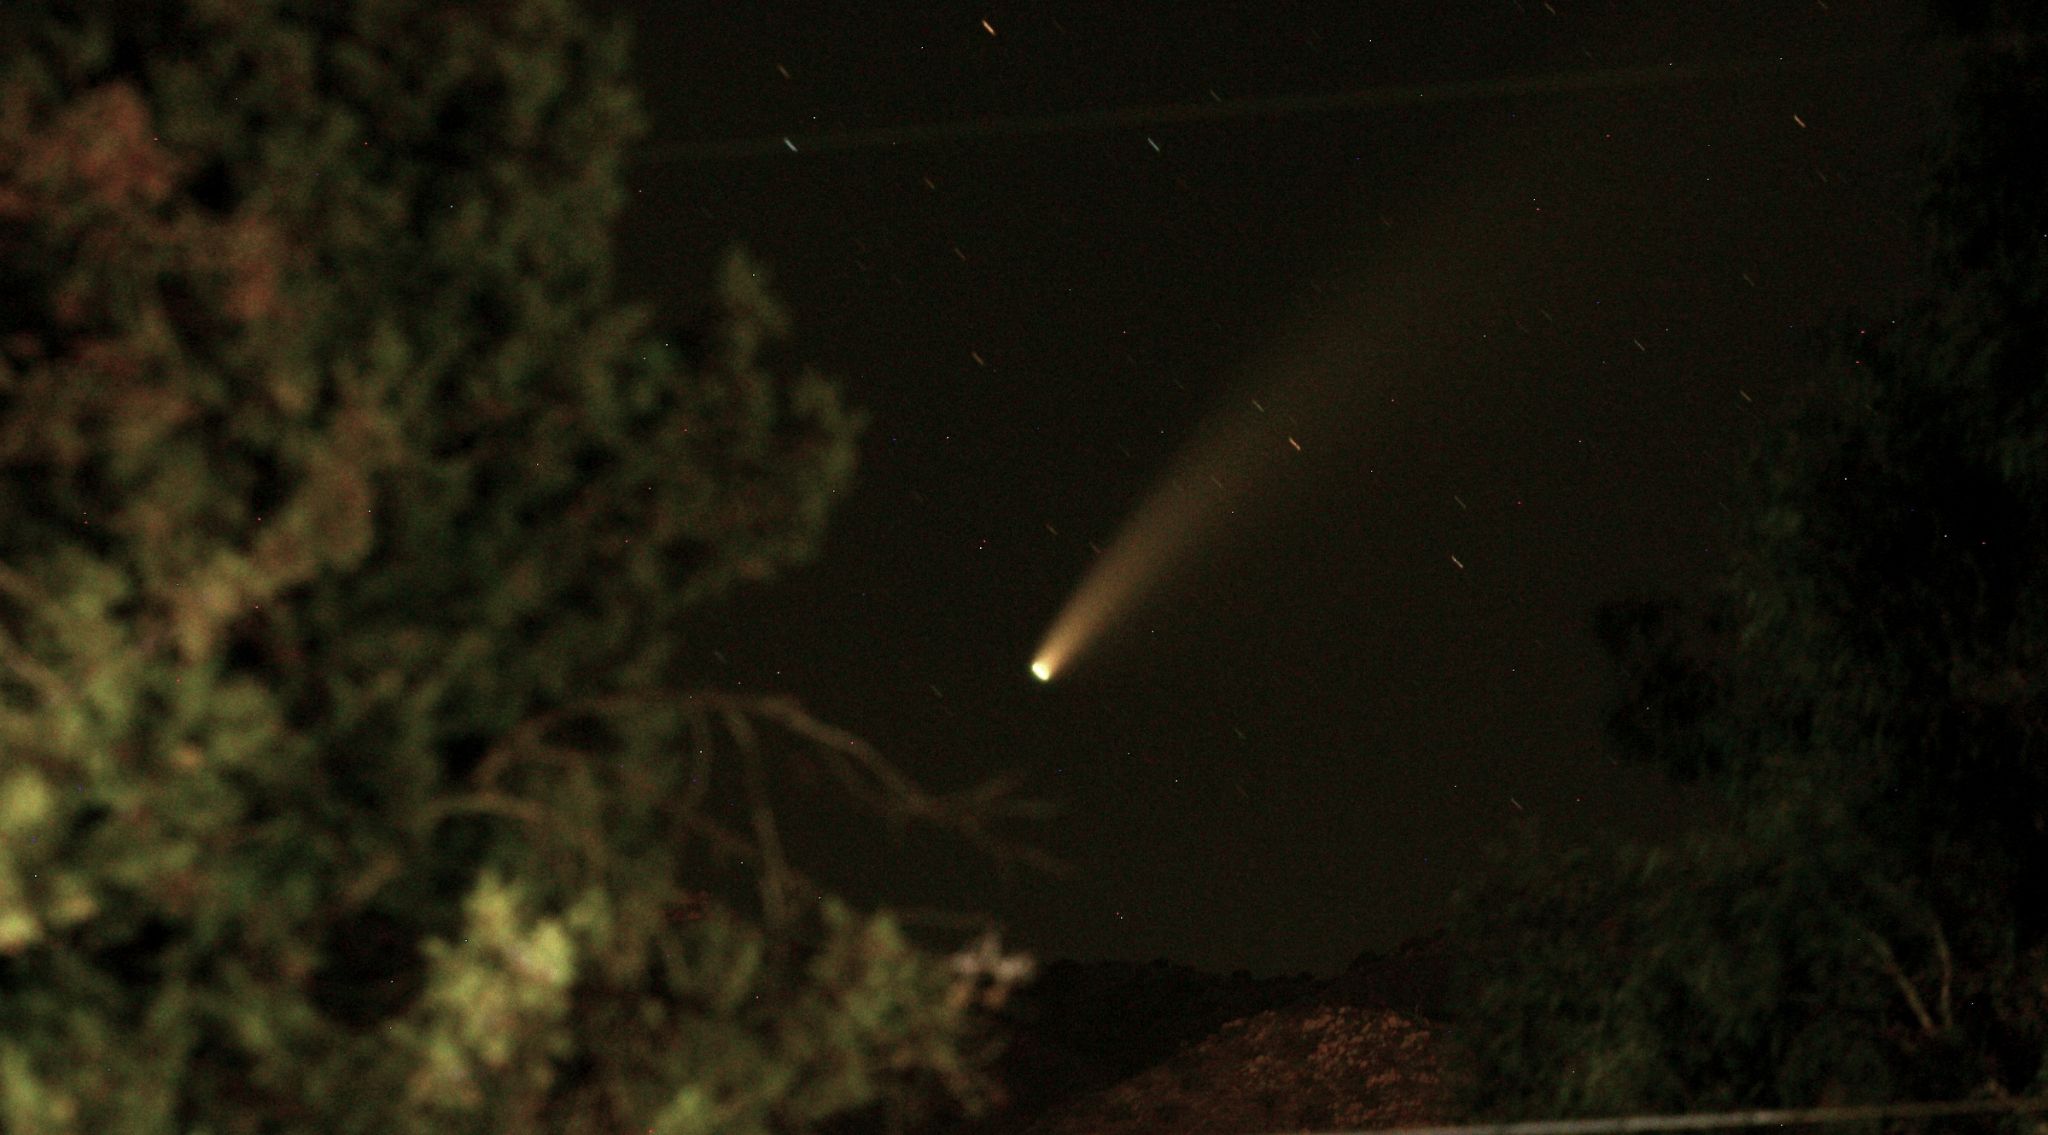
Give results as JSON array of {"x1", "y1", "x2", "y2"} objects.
[{"x1": 632, "y1": 48, "x2": 1918, "y2": 164}]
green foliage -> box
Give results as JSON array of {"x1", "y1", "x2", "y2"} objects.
[
  {"x1": 0, "y1": 1, "x2": 1063, "y2": 1132},
  {"x1": 1448, "y1": 823, "x2": 1921, "y2": 1122},
  {"x1": 1446, "y1": 16, "x2": 2048, "y2": 1130}
]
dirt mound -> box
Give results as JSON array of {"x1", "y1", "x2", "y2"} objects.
[{"x1": 820, "y1": 931, "x2": 1456, "y2": 1135}]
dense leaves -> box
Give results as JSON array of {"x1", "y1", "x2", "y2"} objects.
[
  {"x1": 0, "y1": 2, "x2": 1060, "y2": 1132},
  {"x1": 1445, "y1": 15, "x2": 2048, "y2": 1132}
]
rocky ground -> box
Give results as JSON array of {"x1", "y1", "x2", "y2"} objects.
[{"x1": 821, "y1": 930, "x2": 1457, "y2": 1135}]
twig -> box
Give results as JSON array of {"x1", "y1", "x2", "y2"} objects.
[{"x1": 1867, "y1": 931, "x2": 1939, "y2": 1039}]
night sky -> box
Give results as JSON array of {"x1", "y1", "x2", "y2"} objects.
[{"x1": 598, "y1": 2, "x2": 1957, "y2": 980}]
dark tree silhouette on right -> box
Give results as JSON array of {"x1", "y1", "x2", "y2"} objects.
[{"x1": 1445, "y1": 10, "x2": 2048, "y2": 1130}]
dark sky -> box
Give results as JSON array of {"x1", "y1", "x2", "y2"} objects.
[{"x1": 600, "y1": 2, "x2": 1956, "y2": 980}]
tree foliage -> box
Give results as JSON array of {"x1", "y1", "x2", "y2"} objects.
[
  {"x1": 1445, "y1": 14, "x2": 2048, "y2": 1131},
  {"x1": 0, "y1": 1, "x2": 1066, "y2": 1131}
]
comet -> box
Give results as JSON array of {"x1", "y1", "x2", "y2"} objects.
[
  {"x1": 1027, "y1": 382, "x2": 1298, "y2": 684},
  {"x1": 1029, "y1": 130, "x2": 1541, "y2": 684},
  {"x1": 1025, "y1": 46, "x2": 1793, "y2": 683}
]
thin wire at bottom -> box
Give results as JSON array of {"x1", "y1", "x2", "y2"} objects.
[{"x1": 1317, "y1": 1095, "x2": 2048, "y2": 1135}]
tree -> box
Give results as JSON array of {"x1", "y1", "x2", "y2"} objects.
[
  {"x1": 1443, "y1": 11, "x2": 2048, "y2": 1129},
  {"x1": 0, "y1": 1, "x2": 1068, "y2": 1132}
]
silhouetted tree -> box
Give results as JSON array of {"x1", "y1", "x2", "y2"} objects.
[
  {"x1": 1446, "y1": 13, "x2": 2048, "y2": 1130},
  {"x1": 0, "y1": 2, "x2": 1065, "y2": 1132}
]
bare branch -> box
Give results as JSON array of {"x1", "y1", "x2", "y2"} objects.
[
  {"x1": 1931, "y1": 914, "x2": 1954, "y2": 1033},
  {"x1": 432, "y1": 684, "x2": 1072, "y2": 962},
  {"x1": 1867, "y1": 930, "x2": 1939, "y2": 1039}
]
